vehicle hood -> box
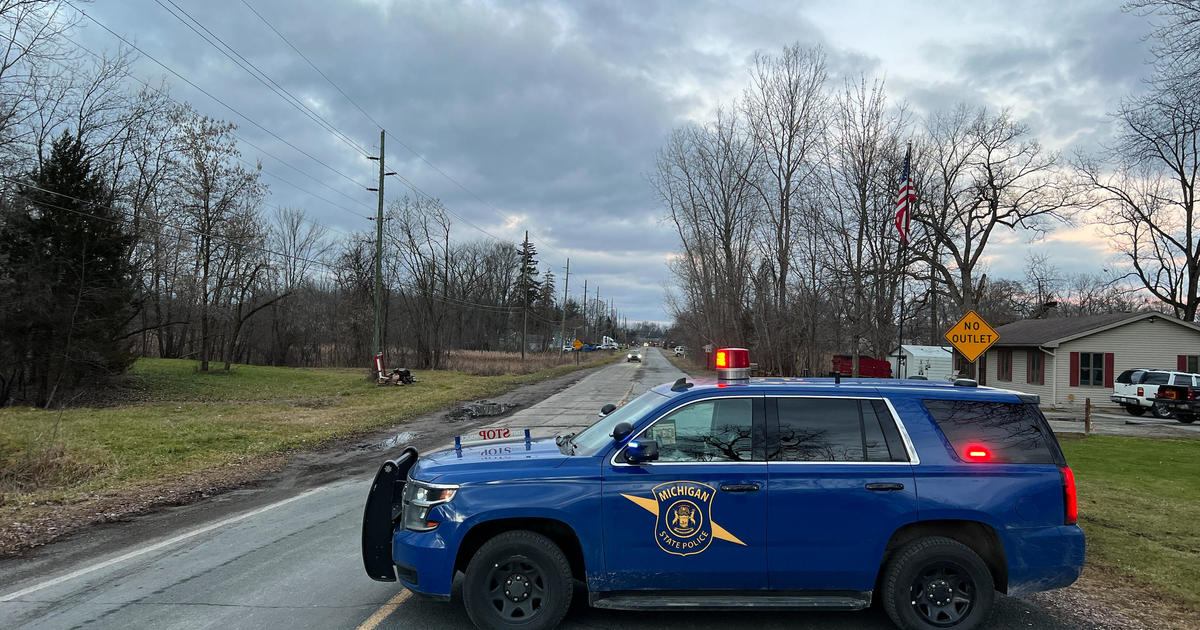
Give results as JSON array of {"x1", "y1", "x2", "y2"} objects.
[{"x1": 409, "y1": 437, "x2": 572, "y2": 483}]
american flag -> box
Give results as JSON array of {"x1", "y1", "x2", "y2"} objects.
[{"x1": 895, "y1": 144, "x2": 914, "y2": 243}]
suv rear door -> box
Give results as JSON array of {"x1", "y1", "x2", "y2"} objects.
[{"x1": 764, "y1": 394, "x2": 917, "y2": 591}]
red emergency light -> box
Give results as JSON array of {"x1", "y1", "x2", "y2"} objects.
[
  {"x1": 716, "y1": 348, "x2": 750, "y2": 381},
  {"x1": 963, "y1": 444, "x2": 991, "y2": 461}
]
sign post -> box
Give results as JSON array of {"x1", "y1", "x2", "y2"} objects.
[{"x1": 944, "y1": 311, "x2": 999, "y2": 380}]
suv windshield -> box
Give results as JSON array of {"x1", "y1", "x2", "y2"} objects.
[{"x1": 569, "y1": 390, "x2": 668, "y2": 456}]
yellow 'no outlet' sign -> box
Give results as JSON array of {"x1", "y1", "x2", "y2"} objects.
[{"x1": 944, "y1": 310, "x2": 999, "y2": 363}]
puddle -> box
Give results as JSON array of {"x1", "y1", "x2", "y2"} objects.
[
  {"x1": 380, "y1": 431, "x2": 419, "y2": 449},
  {"x1": 446, "y1": 400, "x2": 518, "y2": 422}
]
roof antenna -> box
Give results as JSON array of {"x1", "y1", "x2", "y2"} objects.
[
  {"x1": 828, "y1": 371, "x2": 841, "y2": 385},
  {"x1": 671, "y1": 377, "x2": 694, "y2": 392}
]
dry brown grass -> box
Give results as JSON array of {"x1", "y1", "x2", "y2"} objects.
[{"x1": 442, "y1": 349, "x2": 615, "y2": 376}]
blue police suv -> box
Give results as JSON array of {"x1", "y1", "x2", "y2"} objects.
[{"x1": 362, "y1": 348, "x2": 1084, "y2": 630}]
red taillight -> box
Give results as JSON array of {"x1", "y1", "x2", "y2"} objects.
[
  {"x1": 1137, "y1": 386, "x2": 1144, "y2": 397},
  {"x1": 963, "y1": 445, "x2": 990, "y2": 461},
  {"x1": 1061, "y1": 466, "x2": 1077, "y2": 525}
]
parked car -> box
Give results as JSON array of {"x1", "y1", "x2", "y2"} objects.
[
  {"x1": 1111, "y1": 369, "x2": 1197, "y2": 418},
  {"x1": 363, "y1": 348, "x2": 1084, "y2": 630},
  {"x1": 626, "y1": 349, "x2": 642, "y2": 362},
  {"x1": 1151, "y1": 379, "x2": 1200, "y2": 423},
  {"x1": 673, "y1": 345, "x2": 685, "y2": 356}
]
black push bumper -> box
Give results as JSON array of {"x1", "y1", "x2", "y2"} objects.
[{"x1": 361, "y1": 447, "x2": 418, "y2": 582}]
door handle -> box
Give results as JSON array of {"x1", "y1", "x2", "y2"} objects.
[
  {"x1": 865, "y1": 482, "x2": 905, "y2": 491},
  {"x1": 720, "y1": 483, "x2": 761, "y2": 493}
]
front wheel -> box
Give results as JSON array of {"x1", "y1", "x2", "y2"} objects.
[
  {"x1": 882, "y1": 536, "x2": 995, "y2": 630},
  {"x1": 1125, "y1": 404, "x2": 1146, "y2": 416},
  {"x1": 462, "y1": 531, "x2": 573, "y2": 630}
]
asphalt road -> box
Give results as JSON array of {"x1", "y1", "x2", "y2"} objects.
[{"x1": 0, "y1": 349, "x2": 1083, "y2": 630}]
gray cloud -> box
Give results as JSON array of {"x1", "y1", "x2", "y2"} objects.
[{"x1": 72, "y1": 0, "x2": 1158, "y2": 322}]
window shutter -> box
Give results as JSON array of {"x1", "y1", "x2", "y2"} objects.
[
  {"x1": 1069, "y1": 352, "x2": 1079, "y2": 387},
  {"x1": 1026, "y1": 351, "x2": 1032, "y2": 383},
  {"x1": 1179, "y1": 355, "x2": 1188, "y2": 371},
  {"x1": 1104, "y1": 353, "x2": 1115, "y2": 388}
]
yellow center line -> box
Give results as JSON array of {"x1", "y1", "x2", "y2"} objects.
[{"x1": 356, "y1": 590, "x2": 411, "y2": 630}]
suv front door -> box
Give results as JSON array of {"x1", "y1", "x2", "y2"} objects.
[
  {"x1": 601, "y1": 396, "x2": 767, "y2": 590},
  {"x1": 765, "y1": 394, "x2": 918, "y2": 591}
]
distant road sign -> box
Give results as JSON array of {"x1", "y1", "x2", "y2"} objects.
[
  {"x1": 944, "y1": 310, "x2": 999, "y2": 363},
  {"x1": 573, "y1": 339, "x2": 583, "y2": 350}
]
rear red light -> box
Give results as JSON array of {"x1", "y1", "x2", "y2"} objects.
[
  {"x1": 1137, "y1": 386, "x2": 1144, "y2": 397},
  {"x1": 963, "y1": 445, "x2": 990, "y2": 461},
  {"x1": 1061, "y1": 467, "x2": 1077, "y2": 525}
]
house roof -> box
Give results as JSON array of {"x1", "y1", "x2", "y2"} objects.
[
  {"x1": 992, "y1": 312, "x2": 1200, "y2": 347},
  {"x1": 891, "y1": 345, "x2": 953, "y2": 359}
]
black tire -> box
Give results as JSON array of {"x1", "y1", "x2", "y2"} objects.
[
  {"x1": 1177, "y1": 413, "x2": 1197, "y2": 424},
  {"x1": 882, "y1": 536, "x2": 995, "y2": 630},
  {"x1": 1125, "y1": 404, "x2": 1146, "y2": 417},
  {"x1": 462, "y1": 530, "x2": 573, "y2": 630},
  {"x1": 1152, "y1": 402, "x2": 1175, "y2": 419}
]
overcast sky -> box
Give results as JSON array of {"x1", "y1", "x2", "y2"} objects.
[{"x1": 75, "y1": 0, "x2": 1154, "y2": 323}]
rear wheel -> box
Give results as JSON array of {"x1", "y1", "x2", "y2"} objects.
[
  {"x1": 1125, "y1": 404, "x2": 1146, "y2": 416},
  {"x1": 1177, "y1": 413, "x2": 1197, "y2": 424},
  {"x1": 1152, "y1": 402, "x2": 1175, "y2": 419},
  {"x1": 882, "y1": 536, "x2": 995, "y2": 630},
  {"x1": 463, "y1": 531, "x2": 573, "y2": 630}
]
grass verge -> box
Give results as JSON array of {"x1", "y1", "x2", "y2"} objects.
[
  {"x1": 1059, "y1": 435, "x2": 1200, "y2": 613},
  {"x1": 0, "y1": 354, "x2": 616, "y2": 515}
]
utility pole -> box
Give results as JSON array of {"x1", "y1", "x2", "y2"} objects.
[
  {"x1": 367, "y1": 130, "x2": 386, "y2": 377},
  {"x1": 559, "y1": 258, "x2": 569, "y2": 357},
  {"x1": 521, "y1": 231, "x2": 530, "y2": 361},
  {"x1": 582, "y1": 278, "x2": 588, "y2": 344}
]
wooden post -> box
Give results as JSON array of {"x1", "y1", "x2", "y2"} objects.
[{"x1": 1084, "y1": 397, "x2": 1092, "y2": 435}]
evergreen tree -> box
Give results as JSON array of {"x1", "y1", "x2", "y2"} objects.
[
  {"x1": 0, "y1": 131, "x2": 135, "y2": 406},
  {"x1": 516, "y1": 233, "x2": 540, "y2": 307}
]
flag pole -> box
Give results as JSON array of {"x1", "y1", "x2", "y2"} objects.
[{"x1": 896, "y1": 141, "x2": 912, "y2": 378}]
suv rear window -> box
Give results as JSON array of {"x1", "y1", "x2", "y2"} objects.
[
  {"x1": 922, "y1": 400, "x2": 1061, "y2": 464},
  {"x1": 1141, "y1": 372, "x2": 1171, "y2": 385}
]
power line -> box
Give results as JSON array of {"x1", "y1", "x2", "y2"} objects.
[
  {"x1": 238, "y1": 0, "x2": 383, "y2": 131},
  {"x1": 51, "y1": 21, "x2": 375, "y2": 217},
  {"x1": 67, "y1": 1, "x2": 372, "y2": 192},
  {"x1": 154, "y1": 0, "x2": 372, "y2": 158}
]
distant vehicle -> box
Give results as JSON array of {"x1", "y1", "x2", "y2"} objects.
[
  {"x1": 626, "y1": 349, "x2": 642, "y2": 363},
  {"x1": 673, "y1": 346, "x2": 685, "y2": 357},
  {"x1": 832, "y1": 355, "x2": 892, "y2": 378},
  {"x1": 599, "y1": 335, "x2": 618, "y2": 350},
  {"x1": 562, "y1": 345, "x2": 575, "y2": 352},
  {"x1": 1111, "y1": 369, "x2": 1195, "y2": 418}
]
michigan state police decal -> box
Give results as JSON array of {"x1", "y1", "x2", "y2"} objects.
[{"x1": 621, "y1": 481, "x2": 745, "y2": 556}]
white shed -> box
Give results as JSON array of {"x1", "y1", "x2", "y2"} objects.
[{"x1": 887, "y1": 345, "x2": 954, "y2": 381}]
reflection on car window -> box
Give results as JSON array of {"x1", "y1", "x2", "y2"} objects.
[
  {"x1": 923, "y1": 400, "x2": 1058, "y2": 464},
  {"x1": 1143, "y1": 372, "x2": 1170, "y2": 385},
  {"x1": 776, "y1": 398, "x2": 865, "y2": 461},
  {"x1": 570, "y1": 390, "x2": 668, "y2": 456},
  {"x1": 642, "y1": 399, "x2": 753, "y2": 462}
]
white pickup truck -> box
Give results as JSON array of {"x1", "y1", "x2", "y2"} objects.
[{"x1": 1112, "y1": 369, "x2": 1199, "y2": 418}]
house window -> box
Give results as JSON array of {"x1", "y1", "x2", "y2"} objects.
[
  {"x1": 1027, "y1": 351, "x2": 1044, "y2": 385},
  {"x1": 997, "y1": 349, "x2": 1012, "y2": 381},
  {"x1": 1079, "y1": 352, "x2": 1104, "y2": 386},
  {"x1": 1188, "y1": 355, "x2": 1200, "y2": 374}
]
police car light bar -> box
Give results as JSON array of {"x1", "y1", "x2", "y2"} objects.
[{"x1": 716, "y1": 347, "x2": 750, "y2": 381}]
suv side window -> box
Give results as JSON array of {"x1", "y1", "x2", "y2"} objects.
[
  {"x1": 1116, "y1": 369, "x2": 1136, "y2": 385},
  {"x1": 774, "y1": 398, "x2": 908, "y2": 462},
  {"x1": 923, "y1": 400, "x2": 1063, "y2": 464},
  {"x1": 1143, "y1": 372, "x2": 1170, "y2": 386},
  {"x1": 642, "y1": 398, "x2": 753, "y2": 462}
]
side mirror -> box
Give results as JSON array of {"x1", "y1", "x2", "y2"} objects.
[
  {"x1": 624, "y1": 440, "x2": 659, "y2": 464},
  {"x1": 611, "y1": 421, "x2": 633, "y2": 442},
  {"x1": 598, "y1": 403, "x2": 617, "y2": 418}
]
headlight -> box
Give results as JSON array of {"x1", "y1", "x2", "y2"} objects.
[{"x1": 401, "y1": 479, "x2": 459, "y2": 531}]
